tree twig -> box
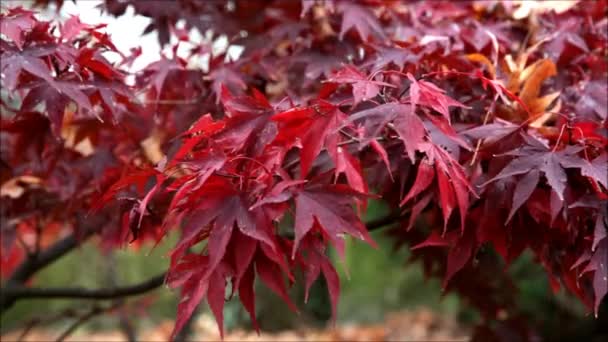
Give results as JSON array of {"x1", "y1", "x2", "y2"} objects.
[
  {"x1": 365, "y1": 211, "x2": 407, "y2": 232},
  {"x1": 15, "y1": 308, "x2": 80, "y2": 342},
  {"x1": 1, "y1": 216, "x2": 107, "y2": 311},
  {"x1": 1, "y1": 213, "x2": 405, "y2": 313},
  {"x1": 6, "y1": 216, "x2": 104, "y2": 286},
  {"x1": 55, "y1": 303, "x2": 121, "y2": 342},
  {"x1": 3, "y1": 273, "x2": 166, "y2": 301},
  {"x1": 7, "y1": 233, "x2": 82, "y2": 285},
  {"x1": 281, "y1": 211, "x2": 406, "y2": 240}
]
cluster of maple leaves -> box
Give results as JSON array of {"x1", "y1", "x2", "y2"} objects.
[{"x1": 1, "y1": 1, "x2": 606, "y2": 340}]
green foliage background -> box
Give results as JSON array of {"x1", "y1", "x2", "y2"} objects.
[{"x1": 0, "y1": 200, "x2": 587, "y2": 336}]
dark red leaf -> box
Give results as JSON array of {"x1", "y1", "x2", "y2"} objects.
[
  {"x1": 337, "y1": 3, "x2": 386, "y2": 42},
  {"x1": 293, "y1": 183, "x2": 376, "y2": 258}
]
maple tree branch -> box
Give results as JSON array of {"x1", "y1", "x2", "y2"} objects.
[
  {"x1": 283, "y1": 136, "x2": 387, "y2": 172},
  {"x1": 55, "y1": 303, "x2": 122, "y2": 342},
  {"x1": 1, "y1": 213, "x2": 406, "y2": 311},
  {"x1": 1, "y1": 213, "x2": 402, "y2": 311},
  {"x1": 14, "y1": 306, "x2": 84, "y2": 341},
  {"x1": 5, "y1": 213, "x2": 113, "y2": 287},
  {"x1": 2, "y1": 273, "x2": 166, "y2": 302},
  {"x1": 280, "y1": 211, "x2": 407, "y2": 240},
  {"x1": 365, "y1": 211, "x2": 407, "y2": 232},
  {"x1": 6, "y1": 229, "x2": 95, "y2": 287},
  {"x1": 1, "y1": 216, "x2": 107, "y2": 311},
  {"x1": 142, "y1": 98, "x2": 202, "y2": 105},
  {"x1": 0, "y1": 232, "x2": 92, "y2": 312}
]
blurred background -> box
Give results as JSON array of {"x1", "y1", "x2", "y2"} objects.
[
  {"x1": 1, "y1": 198, "x2": 585, "y2": 341},
  {"x1": 0, "y1": 1, "x2": 595, "y2": 341}
]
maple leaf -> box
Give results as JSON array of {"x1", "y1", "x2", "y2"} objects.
[
  {"x1": 506, "y1": 169, "x2": 540, "y2": 223},
  {"x1": 561, "y1": 152, "x2": 608, "y2": 189},
  {"x1": 167, "y1": 183, "x2": 300, "y2": 338},
  {"x1": 169, "y1": 88, "x2": 276, "y2": 160},
  {"x1": 170, "y1": 114, "x2": 227, "y2": 164},
  {"x1": 76, "y1": 47, "x2": 124, "y2": 81},
  {"x1": 411, "y1": 230, "x2": 453, "y2": 250},
  {"x1": 298, "y1": 235, "x2": 340, "y2": 322},
  {"x1": 143, "y1": 56, "x2": 185, "y2": 96},
  {"x1": 255, "y1": 249, "x2": 298, "y2": 313},
  {"x1": 171, "y1": 177, "x2": 276, "y2": 268},
  {"x1": 347, "y1": 102, "x2": 427, "y2": 163},
  {"x1": 400, "y1": 159, "x2": 434, "y2": 206},
  {"x1": 484, "y1": 144, "x2": 586, "y2": 201},
  {"x1": 292, "y1": 51, "x2": 345, "y2": 80},
  {"x1": 60, "y1": 15, "x2": 107, "y2": 43},
  {"x1": 168, "y1": 254, "x2": 213, "y2": 339},
  {"x1": 0, "y1": 7, "x2": 37, "y2": 49},
  {"x1": 273, "y1": 100, "x2": 347, "y2": 177},
  {"x1": 210, "y1": 87, "x2": 278, "y2": 156},
  {"x1": 293, "y1": 182, "x2": 376, "y2": 258},
  {"x1": 93, "y1": 166, "x2": 158, "y2": 212},
  {"x1": 337, "y1": 2, "x2": 386, "y2": 42},
  {"x1": 1, "y1": 50, "x2": 58, "y2": 91},
  {"x1": 209, "y1": 66, "x2": 247, "y2": 103},
  {"x1": 330, "y1": 146, "x2": 368, "y2": 195},
  {"x1": 421, "y1": 142, "x2": 475, "y2": 233},
  {"x1": 575, "y1": 81, "x2": 607, "y2": 121},
  {"x1": 578, "y1": 239, "x2": 608, "y2": 317},
  {"x1": 544, "y1": 23, "x2": 590, "y2": 62},
  {"x1": 325, "y1": 65, "x2": 394, "y2": 105},
  {"x1": 167, "y1": 150, "x2": 227, "y2": 212},
  {"x1": 221, "y1": 86, "x2": 272, "y2": 117},
  {"x1": 367, "y1": 45, "x2": 419, "y2": 71},
  {"x1": 444, "y1": 229, "x2": 476, "y2": 288},
  {"x1": 412, "y1": 228, "x2": 477, "y2": 288},
  {"x1": 407, "y1": 74, "x2": 468, "y2": 124},
  {"x1": 20, "y1": 81, "x2": 93, "y2": 133},
  {"x1": 168, "y1": 229, "x2": 279, "y2": 339}
]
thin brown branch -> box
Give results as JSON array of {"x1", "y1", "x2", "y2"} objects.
[
  {"x1": 283, "y1": 136, "x2": 386, "y2": 172},
  {"x1": 365, "y1": 211, "x2": 408, "y2": 232},
  {"x1": 16, "y1": 318, "x2": 40, "y2": 342},
  {"x1": 141, "y1": 94, "x2": 206, "y2": 106},
  {"x1": 7, "y1": 231, "x2": 90, "y2": 285},
  {"x1": 2, "y1": 273, "x2": 166, "y2": 301},
  {"x1": 1, "y1": 216, "x2": 106, "y2": 312},
  {"x1": 55, "y1": 303, "x2": 121, "y2": 342},
  {"x1": 280, "y1": 211, "x2": 407, "y2": 240},
  {"x1": 12, "y1": 304, "x2": 113, "y2": 341},
  {"x1": 34, "y1": 219, "x2": 42, "y2": 257},
  {"x1": 1, "y1": 212, "x2": 404, "y2": 314}
]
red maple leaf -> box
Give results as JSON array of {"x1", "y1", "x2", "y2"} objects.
[
  {"x1": 337, "y1": 2, "x2": 386, "y2": 42},
  {"x1": 325, "y1": 65, "x2": 394, "y2": 105}
]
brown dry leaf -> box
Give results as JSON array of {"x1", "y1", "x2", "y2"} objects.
[
  {"x1": 518, "y1": 59, "x2": 560, "y2": 125},
  {"x1": 61, "y1": 108, "x2": 96, "y2": 156},
  {"x1": 141, "y1": 128, "x2": 165, "y2": 164},
  {"x1": 530, "y1": 95, "x2": 561, "y2": 128},
  {"x1": 1, "y1": 175, "x2": 42, "y2": 198},
  {"x1": 62, "y1": 124, "x2": 95, "y2": 156},
  {"x1": 312, "y1": 4, "x2": 336, "y2": 39},
  {"x1": 512, "y1": 0, "x2": 580, "y2": 20},
  {"x1": 275, "y1": 39, "x2": 292, "y2": 57},
  {"x1": 266, "y1": 73, "x2": 289, "y2": 96},
  {"x1": 466, "y1": 53, "x2": 496, "y2": 79},
  {"x1": 498, "y1": 52, "x2": 559, "y2": 125},
  {"x1": 500, "y1": 33, "x2": 556, "y2": 90},
  {"x1": 518, "y1": 59, "x2": 557, "y2": 104}
]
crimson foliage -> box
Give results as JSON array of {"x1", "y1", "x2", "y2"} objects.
[{"x1": 1, "y1": 1, "x2": 606, "y2": 339}]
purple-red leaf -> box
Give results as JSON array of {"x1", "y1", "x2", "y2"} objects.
[{"x1": 293, "y1": 183, "x2": 375, "y2": 258}]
